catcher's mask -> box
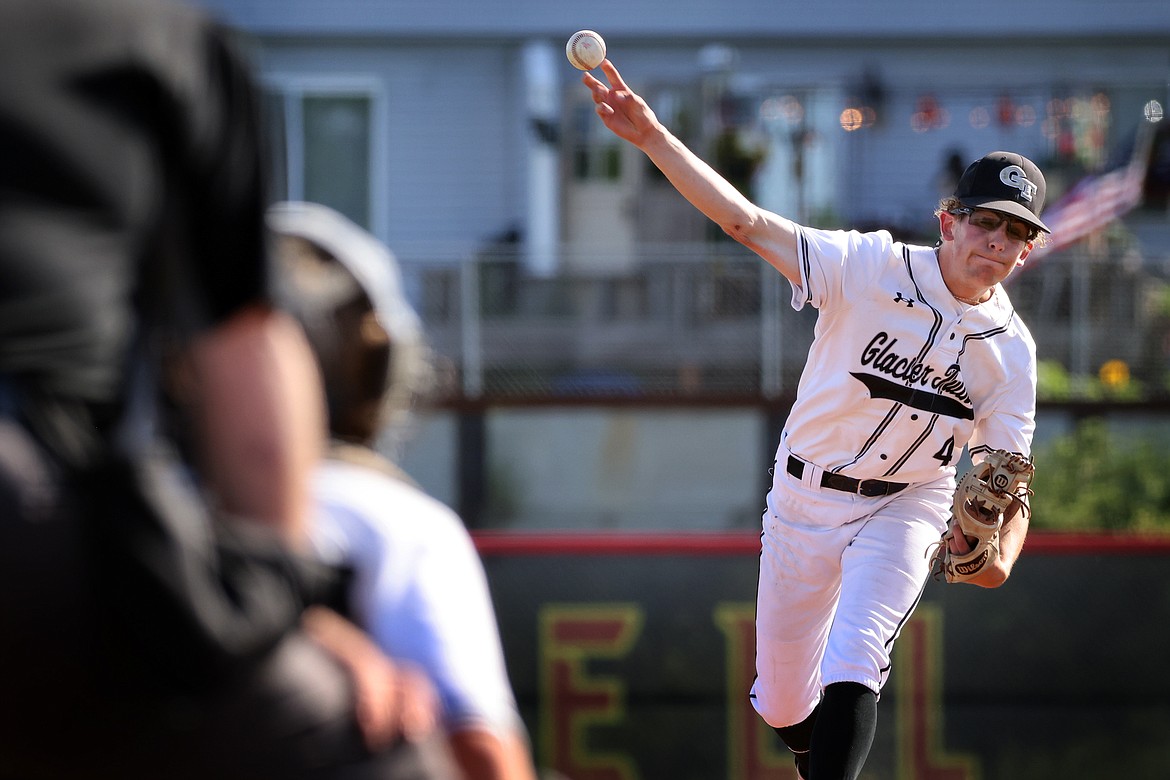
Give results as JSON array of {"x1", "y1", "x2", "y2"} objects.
[{"x1": 268, "y1": 202, "x2": 427, "y2": 446}]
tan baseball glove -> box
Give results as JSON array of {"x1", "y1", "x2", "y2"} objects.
[{"x1": 930, "y1": 449, "x2": 1035, "y2": 584}]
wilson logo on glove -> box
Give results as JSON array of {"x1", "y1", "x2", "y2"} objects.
[{"x1": 929, "y1": 449, "x2": 1035, "y2": 584}]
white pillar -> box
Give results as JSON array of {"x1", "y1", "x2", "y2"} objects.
[{"x1": 521, "y1": 39, "x2": 560, "y2": 277}]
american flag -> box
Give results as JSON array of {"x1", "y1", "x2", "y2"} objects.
[{"x1": 1029, "y1": 126, "x2": 1154, "y2": 259}]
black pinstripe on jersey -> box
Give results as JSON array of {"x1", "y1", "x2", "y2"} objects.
[
  {"x1": 799, "y1": 230, "x2": 813, "y2": 305},
  {"x1": 957, "y1": 317, "x2": 1016, "y2": 358}
]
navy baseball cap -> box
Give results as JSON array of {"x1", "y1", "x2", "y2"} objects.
[{"x1": 954, "y1": 151, "x2": 1049, "y2": 233}]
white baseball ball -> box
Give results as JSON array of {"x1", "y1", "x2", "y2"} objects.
[{"x1": 566, "y1": 30, "x2": 606, "y2": 71}]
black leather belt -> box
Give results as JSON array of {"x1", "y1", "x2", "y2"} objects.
[{"x1": 786, "y1": 455, "x2": 907, "y2": 498}]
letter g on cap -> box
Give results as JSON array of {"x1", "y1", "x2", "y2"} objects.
[{"x1": 999, "y1": 165, "x2": 1037, "y2": 202}]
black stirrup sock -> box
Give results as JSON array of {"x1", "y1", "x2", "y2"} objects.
[
  {"x1": 773, "y1": 704, "x2": 818, "y2": 753},
  {"x1": 808, "y1": 681, "x2": 877, "y2": 780},
  {"x1": 774, "y1": 706, "x2": 818, "y2": 779}
]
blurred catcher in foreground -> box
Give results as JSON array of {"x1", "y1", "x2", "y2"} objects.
[{"x1": 270, "y1": 202, "x2": 540, "y2": 780}]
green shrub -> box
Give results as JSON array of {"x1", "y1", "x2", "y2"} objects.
[
  {"x1": 1036, "y1": 359, "x2": 1072, "y2": 401},
  {"x1": 1036, "y1": 359, "x2": 1145, "y2": 402},
  {"x1": 1030, "y1": 418, "x2": 1170, "y2": 532}
]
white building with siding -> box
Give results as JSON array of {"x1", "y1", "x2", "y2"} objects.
[{"x1": 195, "y1": 0, "x2": 1170, "y2": 273}]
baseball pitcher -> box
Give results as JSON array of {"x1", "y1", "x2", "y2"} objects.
[{"x1": 584, "y1": 59, "x2": 1045, "y2": 780}]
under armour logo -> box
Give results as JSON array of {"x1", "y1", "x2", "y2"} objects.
[
  {"x1": 999, "y1": 165, "x2": 1037, "y2": 202},
  {"x1": 893, "y1": 292, "x2": 914, "y2": 307}
]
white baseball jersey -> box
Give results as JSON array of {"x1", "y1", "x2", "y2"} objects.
[
  {"x1": 778, "y1": 226, "x2": 1036, "y2": 485},
  {"x1": 311, "y1": 458, "x2": 524, "y2": 736}
]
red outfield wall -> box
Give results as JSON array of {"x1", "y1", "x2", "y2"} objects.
[{"x1": 474, "y1": 532, "x2": 1170, "y2": 780}]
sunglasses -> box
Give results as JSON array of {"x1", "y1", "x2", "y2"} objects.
[{"x1": 950, "y1": 207, "x2": 1038, "y2": 243}]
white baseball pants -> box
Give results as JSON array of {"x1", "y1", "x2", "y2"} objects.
[{"x1": 750, "y1": 456, "x2": 953, "y2": 729}]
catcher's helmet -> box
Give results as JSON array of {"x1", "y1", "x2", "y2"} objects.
[{"x1": 268, "y1": 202, "x2": 429, "y2": 446}]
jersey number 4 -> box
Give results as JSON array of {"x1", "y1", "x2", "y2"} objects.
[{"x1": 933, "y1": 436, "x2": 957, "y2": 466}]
